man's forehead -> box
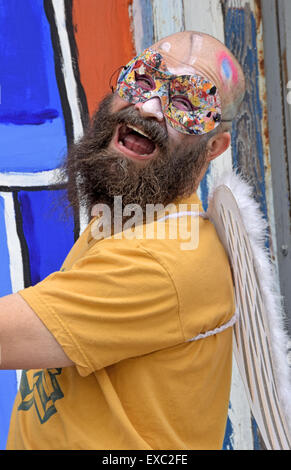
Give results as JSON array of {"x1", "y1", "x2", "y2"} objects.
[
  {"x1": 150, "y1": 32, "x2": 237, "y2": 83},
  {"x1": 144, "y1": 31, "x2": 245, "y2": 120},
  {"x1": 152, "y1": 33, "x2": 205, "y2": 74},
  {"x1": 137, "y1": 47, "x2": 199, "y2": 77}
]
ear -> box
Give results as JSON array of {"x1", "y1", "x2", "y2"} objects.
[{"x1": 205, "y1": 132, "x2": 231, "y2": 162}]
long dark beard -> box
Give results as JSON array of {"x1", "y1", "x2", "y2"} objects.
[{"x1": 58, "y1": 93, "x2": 208, "y2": 220}]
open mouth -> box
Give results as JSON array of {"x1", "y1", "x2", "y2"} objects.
[{"x1": 113, "y1": 123, "x2": 157, "y2": 160}]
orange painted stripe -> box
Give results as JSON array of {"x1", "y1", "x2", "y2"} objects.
[{"x1": 72, "y1": 0, "x2": 136, "y2": 117}]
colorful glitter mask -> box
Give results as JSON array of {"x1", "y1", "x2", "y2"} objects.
[{"x1": 116, "y1": 48, "x2": 222, "y2": 135}]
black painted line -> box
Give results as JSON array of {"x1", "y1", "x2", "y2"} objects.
[
  {"x1": 12, "y1": 192, "x2": 32, "y2": 289},
  {"x1": 0, "y1": 184, "x2": 67, "y2": 192},
  {"x1": 44, "y1": 0, "x2": 75, "y2": 147},
  {"x1": 64, "y1": 0, "x2": 89, "y2": 130}
]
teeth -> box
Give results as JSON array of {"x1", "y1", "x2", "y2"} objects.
[{"x1": 127, "y1": 124, "x2": 150, "y2": 139}]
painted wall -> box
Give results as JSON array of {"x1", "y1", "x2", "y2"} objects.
[{"x1": 0, "y1": 0, "x2": 273, "y2": 450}]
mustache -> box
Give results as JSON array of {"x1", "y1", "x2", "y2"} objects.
[
  {"x1": 98, "y1": 97, "x2": 169, "y2": 148},
  {"x1": 117, "y1": 107, "x2": 168, "y2": 142}
]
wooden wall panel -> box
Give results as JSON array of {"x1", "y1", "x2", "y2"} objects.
[
  {"x1": 132, "y1": 0, "x2": 154, "y2": 53},
  {"x1": 151, "y1": 0, "x2": 184, "y2": 41},
  {"x1": 182, "y1": 0, "x2": 233, "y2": 208},
  {"x1": 223, "y1": 1, "x2": 268, "y2": 220},
  {"x1": 267, "y1": 0, "x2": 291, "y2": 334}
]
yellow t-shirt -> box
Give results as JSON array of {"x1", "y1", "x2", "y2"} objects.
[{"x1": 6, "y1": 193, "x2": 235, "y2": 450}]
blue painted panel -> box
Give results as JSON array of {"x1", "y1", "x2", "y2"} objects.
[
  {"x1": 0, "y1": 0, "x2": 67, "y2": 172},
  {"x1": 140, "y1": 0, "x2": 154, "y2": 49},
  {"x1": 199, "y1": 166, "x2": 211, "y2": 212},
  {"x1": 18, "y1": 189, "x2": 75, "y2": 285},
  {"x1": 0, "y1": 371, "x2": 18, "y2": 450},
  {"x1": 0, "y1": 195, "x2": 18, "y2": 450},
  {"x1": 251, "y1": 416, "x2": 261, "y2": 450},
  {"x1": 223, "y1": 414, "x2": 234, "y2": 450},
  {"x1": 0, "y1": 121, "x2": 67, "y2": 173}
]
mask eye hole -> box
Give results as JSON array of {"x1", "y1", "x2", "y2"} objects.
[
  {"x1": 134, "y1": 72, "x2": 155, "y2": 91},
  {"x1": 171, "y1": 96, "x2": 194, "y2": 112}
]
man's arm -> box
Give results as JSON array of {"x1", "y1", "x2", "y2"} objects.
[{"x1": 0, "y1": 293, "x2": 74, "y2": 370}]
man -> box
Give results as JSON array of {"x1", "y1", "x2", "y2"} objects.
[{"x1": 3, "y1": 31, "x2": 245, "y2": 449}]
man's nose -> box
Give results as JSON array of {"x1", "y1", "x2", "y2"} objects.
[{"x1": 134, "y1": 98, "x2": 164, "y2": 122}]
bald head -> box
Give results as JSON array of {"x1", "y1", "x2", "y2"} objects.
[{"x1": 151, "y1": 31, "x2": 245, "y2": 121}]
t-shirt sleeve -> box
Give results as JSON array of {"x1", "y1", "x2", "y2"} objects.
[{"x1": 18, "y1": 238, "x2": 182, "y2": 376}]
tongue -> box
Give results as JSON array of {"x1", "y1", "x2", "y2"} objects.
[{"x1": 123, "y1": 134, "x2": 155, "y2": 155}]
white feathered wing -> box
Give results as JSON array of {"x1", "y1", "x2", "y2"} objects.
[{"x1": 207, "y1": 170, "x2": 291, "y2": 450}]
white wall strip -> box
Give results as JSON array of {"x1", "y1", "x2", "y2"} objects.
[
  {"x1": 1, "y1": 192, "x2": 25, "y2": 390},
  {"x1": 1, "y1": 192, "x2": 24, "y2": 293},
  {"x1": 183, "y1": 0, "x2": 225, "y2": 38},
  {"x1": 0, "y1": 169, "x2": 64, "y2": 188},
  {"x1": 152, "y1": 0, "x2": 184, "y2": 41},
  {"x1": 183, "y1": 0, "x2": 233, "y2": 184},
  {"x1": 228, "y1": 355, "x2": 254, "y2": 449},
  {"x1": 15, "y1": 370, "x2": 22, "y2": 390}
]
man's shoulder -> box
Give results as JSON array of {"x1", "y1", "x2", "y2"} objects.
[{"x1": 88, "y1": 212, "x2": 228, "y2": 278}]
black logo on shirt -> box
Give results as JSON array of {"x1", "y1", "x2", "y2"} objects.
[{"x1": 18, "y1": 369, "x2": 64, "y2": 424}]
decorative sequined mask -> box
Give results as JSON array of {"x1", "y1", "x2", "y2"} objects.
[{"x1": 116, "y1": 48, "x2": 222, "y2": 135}]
